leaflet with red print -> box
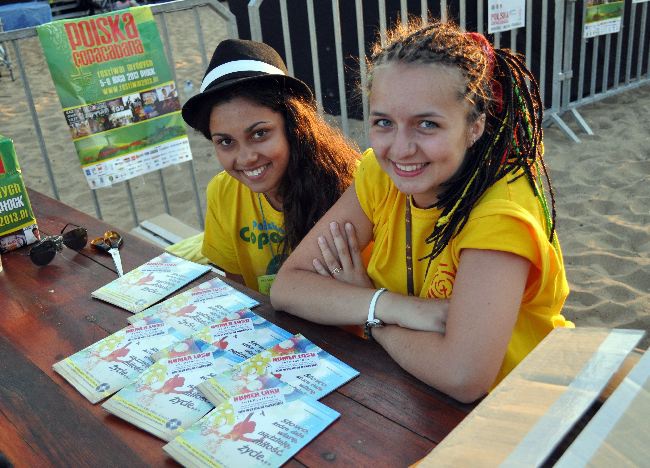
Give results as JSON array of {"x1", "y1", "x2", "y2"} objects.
[
  {"x1": 91, "y1": 252, "x2": 211, "y2": 313},
  {"x1": 127, "y1": 277, "x2": 259, "y2": 332},
  {"x1": 197, "y1": 333, "x2": 359, "y2": 406},
  {"x1": 151, "y1": 308, "x2": 293, "y2": 363},
  {"x1": 164, "y1": 379, "x2": 339, "y2": 468},
  {"x1": 52, "y1": 318, "x2": 186, "y2": 403},
  {"x1": 55, "y1": 282, "x2": 260, "y2": 404},
  {"x1": 102, "y1": 344, "x2": 244, "y2": 441}
]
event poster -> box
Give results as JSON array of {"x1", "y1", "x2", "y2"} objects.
[
  {"x1": 37, "y1": 7, "x2": 192, "y2": 189},
  {"x1": 488, "y1": 0, "x2": 525, "y2": 34},
  {"x1": 583, "y1": 1, "x2": 624, "y2": 38}
]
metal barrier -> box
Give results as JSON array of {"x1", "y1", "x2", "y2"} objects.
[
  {"x1": 246, "y1": 0, "x2": 650, "y2": 144},
  {"x1": 0, "y1": 0, "x2": 647, "y2": 234},
  {"x1": 245, "y1": 0, "x2": 566, "y2": 149},
  {"x1": 547, "y1": 0, "x2": 650, "y2": 143},
  {"x1": 0, "y1": 19, "x2": 15, "y2": 80},
  {"x1": 0, "y1": 0, "x2": 237, "y2": 233}
]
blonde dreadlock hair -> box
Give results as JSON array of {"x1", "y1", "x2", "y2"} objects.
[{"x1": 367, "y1": 19, "x2": 556, "y2": 274}]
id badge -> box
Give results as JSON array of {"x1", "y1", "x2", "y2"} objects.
[{"x1": 257, "y1": 274, "x2": 276, "y2": 295}]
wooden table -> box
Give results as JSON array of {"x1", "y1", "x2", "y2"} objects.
[{"x1": 0, "y1": 189, "x2": 474, "y2": 467}]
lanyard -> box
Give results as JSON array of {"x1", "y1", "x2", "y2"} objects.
[
  {"x1": 405, "y1": 195, "x2": 415, "y2": 297},
  {"x1": 257, "y1": 193, "x2": 278, "y2": 259}
]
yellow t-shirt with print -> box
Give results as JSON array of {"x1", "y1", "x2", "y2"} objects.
[
  {"x1": 355, "y1": 149, "x2": 572, "y2": 386},
  {"x1": 202, "y1": 171, "x2": 285, "y2": 293}
]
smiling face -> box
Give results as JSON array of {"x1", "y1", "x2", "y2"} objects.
[
  {"x1": 368, "y1": 63, "x2": 485, "y2": 208},
  {"x1": 209, "y1": 96, "x2": 290, "y2": 209}
]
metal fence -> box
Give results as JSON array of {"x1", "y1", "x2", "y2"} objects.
[
  {"x1": 0, "y1": 0, "x2": 649, "y2": 235},
  {"x1": 548, "y1": 0, "x2": 650, "y2": 142},
  {"x1": 0, "y1": 0, "x2": 236, "y2": 233}
]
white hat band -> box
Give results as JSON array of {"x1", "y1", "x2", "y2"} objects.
[{"x1": 200, "y1": 60, "x2": 286, "y2": 92}]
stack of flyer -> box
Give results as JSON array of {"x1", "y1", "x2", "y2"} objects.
[
  {"x1": 102, "y1": 338, "x2": 245, "y2": 441},
  {"x1": 91, "y1": 252, "x2": 212, "y2": 313},
  {"x1": 54, "y1": 278, "x2": 258, "y2": 403},
  {"x1": 101, "y1": 310, "x2": 294, "y2": 441},
  {"x1": 55, "y1": 255, "x2": 360, "y2": 466},
  {"x1": 151, "y1": 308, "x2": 293, "y2": 363}
]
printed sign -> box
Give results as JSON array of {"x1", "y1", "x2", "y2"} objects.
[
  {"x1": 488, "y1": 0, "x2": 526, "y2": 34},
  {"x1": 584, "y1": 1, "x2": 624, "y2": 38},
  {"x1": 37, "y1": 7, "x2": 192, "y2": 189},
  {"x1": 0, "y1": 135, "x2": 38, "y2": 245}
]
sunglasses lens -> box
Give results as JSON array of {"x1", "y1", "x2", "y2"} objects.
[
  {"x1": 30, "y1": 241, "x2": 57, "y2": 266},
  {"x1": 63, "y1": 227, "x2": 88, "y2": 250}
]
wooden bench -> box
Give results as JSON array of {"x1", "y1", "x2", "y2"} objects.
[
  {"x1": 130, "y1": 213, "x2": 201, "y2": 249},
  {"x1": 416, "y1": 327, "x2": 646, "y2": 466}
]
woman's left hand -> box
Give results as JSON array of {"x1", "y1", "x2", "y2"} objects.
[{"x1": 312, "y1": 222, "x2": 374, "y2": 289}]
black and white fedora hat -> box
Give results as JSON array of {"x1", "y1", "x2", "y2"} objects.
[{"x1": 182, "y1": 38, "x2": 312, "y2": 130}]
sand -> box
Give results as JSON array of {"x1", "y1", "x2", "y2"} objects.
[
  {"x1": 543, "y1": 89, "x2": 650, "y2": 350},
  {"x1": 0, "y1": 10, "x2": 648, "y2": 349}
]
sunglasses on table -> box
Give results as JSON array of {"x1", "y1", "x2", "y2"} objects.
[{"x1": 29, "y1": 223, "x2": 88, "y2": 266}]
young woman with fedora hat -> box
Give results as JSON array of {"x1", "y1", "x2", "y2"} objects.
[{"x1": 181, "y1": 39, "x2": 361, "y2": 294}]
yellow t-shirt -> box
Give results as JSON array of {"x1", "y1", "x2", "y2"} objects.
[
  {"x1": 202, "y1": 171, "x2": 285, "y2": 293},
  {"x1": 355, "y1": 149, "x2": 572, "y2": 386}
]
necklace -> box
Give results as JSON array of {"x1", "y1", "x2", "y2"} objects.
[
  {"x1": 405, "y1": 195, "x2": 415, "y2": 296},
  {"x1": 257, "y1": 193, "x2": 278, "y2": 259}
]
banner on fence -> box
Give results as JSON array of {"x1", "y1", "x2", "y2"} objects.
[
  {"x1": 583, "y1": 1, "x2": 624, "y2": 38},
  {"x1": 37, "y1": 6, "x2": 192, "y2": 189},
  {"x1": 488, "y1": 0, "x2": 525, "y2": 34}
]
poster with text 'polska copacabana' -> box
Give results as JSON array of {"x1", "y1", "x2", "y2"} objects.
[{"x1": 37, "y1": 7, "x2": 192, "y2": 189}]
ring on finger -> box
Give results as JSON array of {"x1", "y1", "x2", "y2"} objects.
[{"x1": 331, "y1": 266, "x2": 343, "y2": 275}]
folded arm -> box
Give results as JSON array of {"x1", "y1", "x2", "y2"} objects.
[
  {"x1": 271, "y1": 185, "x2": 447, "y2": 332},
  {"x1": 271, "y1": 185, "x2": 530, "y2": 402}
]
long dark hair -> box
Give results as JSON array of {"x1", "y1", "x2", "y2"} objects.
[
  {"x1": 367, "y1": 19, "x2": 556, "y2": 274},
  {"x1": 195, "y1": 81, "x2": 360, "y2": 256}
]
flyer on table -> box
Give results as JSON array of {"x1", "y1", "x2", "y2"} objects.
[
  {"x1": 52, "y1": 318, "x2": 186, "y2": 403},
  {"x1": 91, "y1": 252, "x2": 211, "y2": 313},
  {"x1": 128, "y1": 277, "x2": 259, "y2": 325},
  {"x1": 37, "y1": 7, "x2": 192, "y2": 189},
  {"x1": 164, "y1": 383, "x2": 340, "y2": 468},
  {"x1": 102, "y1": 343, "x2": 244, "y2": 441},
  {"x1": 153, "y1": 308, "x2": 293, "y2": 362},
  {"x1": 198, "y1": 334, "x2": 360, "y2": 406}
]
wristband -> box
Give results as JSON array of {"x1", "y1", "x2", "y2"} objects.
[{"x1": 365, "y1": 288, "x2": 387, "y2": 340}]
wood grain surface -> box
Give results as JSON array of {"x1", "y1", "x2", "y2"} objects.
[{"x1": 0, "y1": 189, "x2": 473, "y2": 467}]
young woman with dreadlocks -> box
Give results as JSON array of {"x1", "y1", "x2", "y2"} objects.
[{"x1": 271, "y1": 20, "x2": 573, "y2": 403}]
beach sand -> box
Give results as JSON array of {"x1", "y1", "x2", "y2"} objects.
[
  {"x1": 543, "y1": 88, "x2": 650, "y2": 350},
  {"x1": 0, "y1": 11, "x2": 648, "y2": 349}
]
